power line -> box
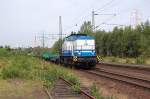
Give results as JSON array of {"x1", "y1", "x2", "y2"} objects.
[
  {"x1": 95, "y1": 14, "x2": 117, "y2": 29},
  {"x1": 69, "y1": 1, "x2": 98, "y2": 23},
  {"x1": 36, "y1": 32, "x2": 55, "y2": 48},
  {"x1": 37, "y1": 32, "x2": 47, "y2": 48},
  {"x1": 102, "y1": 23, "x2": 125, "y2": 27},
  {"x1": 95, "y1": 0, "x2": 115, "y2": 12},
  {"x1": 92, "y1": 11, "x2": 116, "y2": 30},
  {"x1": 64, "y1": 0, "x2": 116, "y2": 32},
  {"x1": 63, "y1": 1, "x2": 98, "y2": 32}
]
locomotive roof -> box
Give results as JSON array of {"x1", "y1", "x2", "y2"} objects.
[
  {"x1": 65, "y1": 33, "x2": 94, "y2": 41},
  {"x1": 70, "y1": 34, "x2": 87, "y2": 36}
]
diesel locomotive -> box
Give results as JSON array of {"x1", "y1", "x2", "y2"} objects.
[
  {"x1": 60, "y1": 34, "x2": 97, "y2": 68},
  {"x1": 42, "y1": 33, "x2": 97, "y2": 69}
]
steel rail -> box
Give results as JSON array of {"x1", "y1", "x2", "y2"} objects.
[
  {"x1": 95, "y1": 68, "x2": 150, "y2": 82},
  {"x1": 85, "y1": 69, "x2": 150, "y2": 90},
  {"x1": 59, "y1": 77, "x2": 95, "y2": 99},
  {"x1": 44, "y1": 88, "x2": 53, "y2": 99}
]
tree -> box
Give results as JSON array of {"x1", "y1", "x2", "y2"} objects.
[
  {"x1": 51, "y1": 39, "x2": 63, "y2": 54},
  {"x1": 5, "y1": 45, "x2": 11, "y2": 51},
  {"x1": 94, "y1": 21, "x2": 150, "y2": 57},
  {"x1": 51, "y1": 20, "x2": 150, "y2": 57},
  {"x1": 78, "y1": 21, "x2": 93, "y2": 35}
]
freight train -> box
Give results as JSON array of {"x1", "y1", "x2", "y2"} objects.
[{"x1": 42, "y1": 34, "x2": 97, "y2": 69}]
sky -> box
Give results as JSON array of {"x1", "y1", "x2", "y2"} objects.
[{"x1": 0, "y1": 0, "x2": 150, "y2": 48}]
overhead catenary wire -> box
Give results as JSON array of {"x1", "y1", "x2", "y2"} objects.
[
  {"x1": 63, "y1": 1, "x2": 98, "y2": 32},
  {"x1": 101, "y1": 23, "x2": 126, "y2": 27},
  {"x1": 95, "y1": 0, "x2": 115, "y2": 12},
  {"x1": 93, "y1": 8, "x2": 134, "y2": 30},
  {"x1": 64, "y1": 0, "x2": 116, "y2": 32},
  {"x1": 69, "y1": 0, "x2": 99, "y2": 24},
  {"x1": 36, "y1": 32, "x2": 61, "y2": 48},
  {"x1": 95, "y1": 14, "x2": 117, "y2": 30}
]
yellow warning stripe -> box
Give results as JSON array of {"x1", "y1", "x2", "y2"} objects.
[
  {"x1": 73, "y1": 56, "x2": 77, "y2": 62},
  {"x1": 97, "y1": 56, "x2": 103, "y2": 61}
]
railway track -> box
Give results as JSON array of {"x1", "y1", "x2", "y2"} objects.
[
  {"x1": 85, "y1": 67, "x2": 150, "y2": 90},
  {"x1": 98, "y1": 62, "x2": 150, "y2": 72},
  {"x1": 49, "y1": 77, "x2": 95, "y2": 99},
  {"x1": 43, "y1": 60, "x2": 150, "y2": 98}
]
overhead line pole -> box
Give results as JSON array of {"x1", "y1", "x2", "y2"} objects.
[
  {"x1": 92, "y1": 10, "x2": 99, "y2": 32},
  {"x1": 92, "y1": 11, "x2": 95, "y2": 33},
  {"x1": 59, "y1": 16, "x2": 63, "y2": 55},
  {"x1": 37, "y1": 32, "x2": 47, "y2": 48}
]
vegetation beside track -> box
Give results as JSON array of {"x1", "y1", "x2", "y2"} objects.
[
  {"x1": 99, "y1": 56, "x2": 150, "y2": 65},
  {"x1": 90, "y1": 83, "x2": 115, "y2": 99},
  {"x1": 0, "y1": 48, "x2": 80, "y2": 98}
]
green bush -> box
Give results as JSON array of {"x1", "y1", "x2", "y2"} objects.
[
  {"x1": 136, "y1": 56, "x2": 146, "y2": 64},
  {"x1": 0, "y1": 49, "x2": 11, "y2": 58},
  {"x1": 65, "y1": 74, "x2": 80, "y2": 85},
  {"x1": 110, "y1": 57, "x2": 116, "y2": 62},
  {"x1": 1, "y1": 57, "x2": 31, "y2": 79},
  {"x1": 72, "y1": 83, "x2": 81, "y2": 93},
  {"x1": 126, "y1": 58, "x2": 132, "y2": 64},
  {"x1": 2, "y1": 65, "x2": 29, "y2": 79},
  {"x1": 43, "y1": 80, "x2": 52, "y2": 89},
  {"x1": 90, "y1": 83, "x2": 103, "y2": 99}
]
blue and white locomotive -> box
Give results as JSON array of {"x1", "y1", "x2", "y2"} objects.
[{"x1": 60, "y1": 34, "x2": 97, "y2": 68}]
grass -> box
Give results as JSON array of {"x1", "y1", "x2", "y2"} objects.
[
  {"x1": 0, "y1": 48, "x2": 80, "y2": 93},
  {"x1": 0, "y1": 55, "x2": 79, "y2": 87},
  {"x1": 0, "y1": 48, "x2": 114, "y2": 99},
  {"x1": 90, "y1": 83, "x2": 116, "y2": 99},
  {"x1": 71, "y1": 82, "x2": 81, "y2": 93},
  {"x1": 90, "y1": 83, "x2": 103, "y2": 99},
  {"x1": 0, "y1": 49, "x2": 78, "y2": 83},
  {"x1": 135, "y1": 56, "x2": 146, "y2": 64},
  {"x1": 100, "y1": 56, "x2": 150, "y2": 65},
  {"x1": 0, "y1": 79, "x2": 48, "y2": 99}
]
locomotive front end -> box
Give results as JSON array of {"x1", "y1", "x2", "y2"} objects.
[
  {"x1": 61, "y1": 34, "x2": 97, "y2": 69},
  {"x1": 73, "y1": 36, "x2": 97, "y2": 68}
]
